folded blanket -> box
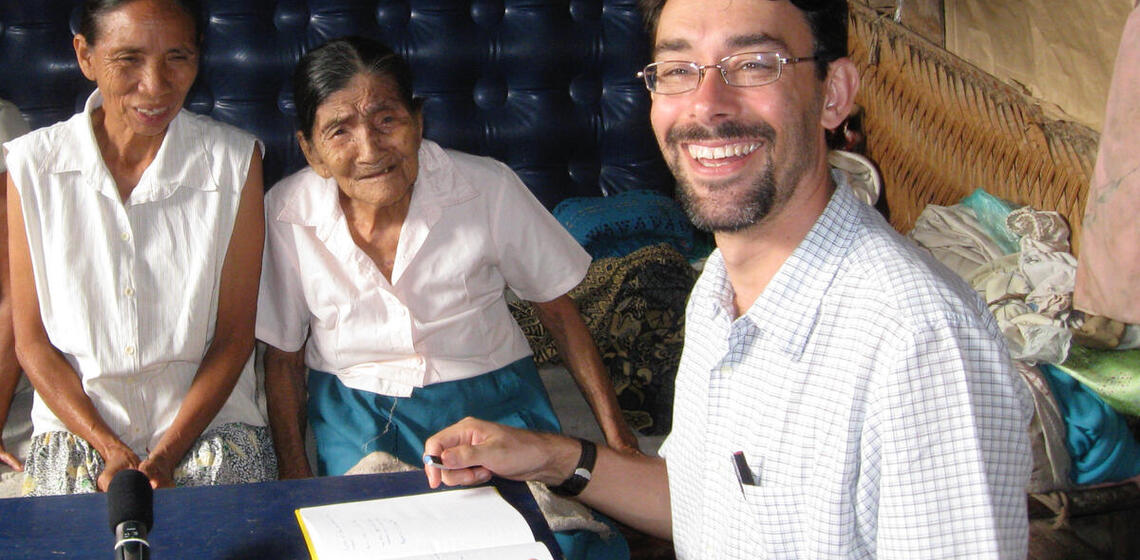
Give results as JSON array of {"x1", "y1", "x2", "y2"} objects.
[
  {"x1": 553, "y1": 190, "x2": 700, "y2": 260},
  {"x1": 1039, "y1": 364, "x2": 1140, "y2": 485}
]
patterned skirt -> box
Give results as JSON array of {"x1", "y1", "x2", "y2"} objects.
[{"x1": 22, "y1": 422, "x2": 276, "y2": 496}]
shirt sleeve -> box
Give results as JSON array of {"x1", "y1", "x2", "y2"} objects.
[
  {"x1": 255, "y1": 201, "x2": 310, "y2": 352},
  {"x1": 870, "y1": 309, "x2": 1033, "y2": 560},
  {"x1": 486, "y1": 161, "x2": 591, "y2": 302}
]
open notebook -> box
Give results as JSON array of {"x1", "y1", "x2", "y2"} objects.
[{"x1": 295, "y1": 485, "x2": 554, "y2": 560}]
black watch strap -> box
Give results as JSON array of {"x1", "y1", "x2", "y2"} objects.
[{"x1": 547, "y1": 438, "x2": 596, "y2": 497}]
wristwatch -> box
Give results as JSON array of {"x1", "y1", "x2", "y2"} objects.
[{"x1": 547, "y1": 438, "x2": 596, "y2": 497}]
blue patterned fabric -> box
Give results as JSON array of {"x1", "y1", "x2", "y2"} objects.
[
  {"x1": 1040, "y1": 363, "x2": 1140, "y2": 485},
  {"x1": 554, "y1": 189, "x2": 703, "y2": 260}
]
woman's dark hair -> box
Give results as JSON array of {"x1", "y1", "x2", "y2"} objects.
[
  {"x1": 638, "y1": 0, "x2": 847, "y2": 79},
  {"x1": 79, "y1": 0, "x2": 203, "y2": 45},
  {"x1": 293, "y1": 36, "x2": 423, "y2": 140}
]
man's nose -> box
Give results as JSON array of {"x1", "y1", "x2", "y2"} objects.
[{"x1": 688, "y1": 67, "x2": 742, "y2": 124}]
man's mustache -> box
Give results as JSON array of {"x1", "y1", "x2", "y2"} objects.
[{"x1": 665, "y1": 120, "x2": 776, "y2": 145}]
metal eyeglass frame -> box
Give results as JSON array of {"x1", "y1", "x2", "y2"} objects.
[{"x1": 637, "y1": 51, "x2": 817, "y2": 94}]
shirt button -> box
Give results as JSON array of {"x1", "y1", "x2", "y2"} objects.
[
  {"x1": 125, "y1": 345, "x2": 136, "y2": 356},
  {"x1": 123, "y1": 287, "x2": 135, "y2": 297},
  {"x1": 121, "y1": 232, "x2": 130, "y2": 241}
]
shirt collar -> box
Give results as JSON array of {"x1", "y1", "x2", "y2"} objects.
[
  {"x1": 695, "y1": 170, "x2": 863, "y2": 360},
  {"x1": 275, "y1": 139, "x2": 478, "y2": 236},
  {"x1": 47, "y1": 90, "x2": 215, "y2": 203}
]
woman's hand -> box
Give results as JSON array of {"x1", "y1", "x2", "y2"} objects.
[
  {"x1": 139, "y1": 148, "x2": 266, "y2": 490},
  {"x1": 139, "y1": 453, "x2": 177, "y2": 489},
  {"x1": 531, "y1": 295, "x2": 642, "y2": 455},
  {"x1": 601, "y1": 416, "x2": 642, "y2": 455},
  {"x1": 0, "y1": 442, "x2": 22, "y2": 471},
  {"x1": 96, "y1": 443, "x2": 141, "y2": 492}
]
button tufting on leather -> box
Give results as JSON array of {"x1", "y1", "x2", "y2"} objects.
[
  {"x1": 375, "y1": 1, "x2": 411, "y2": 28},
  {"x1": 0, "y1": 0, "x2": 670, "y2": 207},
  {"x1": 471, "y1": 0, "x2": 505, "y2": 27}
]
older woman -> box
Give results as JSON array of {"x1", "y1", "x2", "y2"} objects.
[
  {"x1": 3, "y1": 0, "x2": 274, "y2": 495},
  {"x1": 257, "y1": 37, "x2": 633, "y2": 558}
]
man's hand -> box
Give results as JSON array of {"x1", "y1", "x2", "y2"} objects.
[{"x1": 422, "y1": 417, "x2": 581, "y2": 489}]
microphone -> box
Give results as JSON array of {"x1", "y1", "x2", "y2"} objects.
[{"x1": 107, "y1": 469, "x2": 153, "y2": 560}]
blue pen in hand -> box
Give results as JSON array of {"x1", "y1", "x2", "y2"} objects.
[{"x1": 423, "y1": 454, "x2": 462, "y2": 470}]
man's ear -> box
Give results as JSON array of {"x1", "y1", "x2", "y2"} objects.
[
  {"x1": 74, "y1": 34, "x2": 97, "y2": 82},
  {"x1": 820, "y1": 57, "x2": 860, "y2": 131},
  {"x1": 297, "y1": 131, "x2": 331, "y2": 178}
]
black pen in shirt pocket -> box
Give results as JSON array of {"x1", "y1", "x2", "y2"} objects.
[{"x1": 732, "y1": 451, "x2": 759, "y2": 492}]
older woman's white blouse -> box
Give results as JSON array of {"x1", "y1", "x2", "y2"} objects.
[
  {"x1": 256, "y1": 140, "x2": 590, "y2": 397},
  {"x1": 2, "y1": 91, "x2": 267, "y2": 456}
]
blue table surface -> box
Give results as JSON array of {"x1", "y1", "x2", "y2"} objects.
[{"x1": 0, "y1": 471, "x2": 562, "y2": 559}]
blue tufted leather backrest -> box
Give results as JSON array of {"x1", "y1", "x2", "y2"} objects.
[{"x1": 0, "y1": 0, "x2": 673, "y2": 208}]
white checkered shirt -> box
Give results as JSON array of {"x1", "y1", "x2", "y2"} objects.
[{"x1": 661, "y1": 179, "x2": 1034, "y2": 559}]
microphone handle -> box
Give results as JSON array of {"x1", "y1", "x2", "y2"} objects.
[{"x1": 114, "y1": 521, "x2": 150, "y2": 560}]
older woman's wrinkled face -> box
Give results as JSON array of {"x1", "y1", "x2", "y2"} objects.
[
  {"x1": 74, "y1": 0, "x2": 198, "y2": 138},
  {"x1": 300, "y1": 73, "x2": 423, "y2": 210}
]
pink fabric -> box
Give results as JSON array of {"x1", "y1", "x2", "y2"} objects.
[{"x1": 1074, "y1": 5, "x2": 1140, "y2": 324}]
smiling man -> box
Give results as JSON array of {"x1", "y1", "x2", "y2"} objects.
[{"x1": 424, "y1": 1, "x2": 1034, "y2": 558}]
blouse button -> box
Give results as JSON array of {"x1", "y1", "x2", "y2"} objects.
[
  {"x1": 124, "y1": 287, "x2": 135, "y2": 297},
  {"x1": 121, "y1": 232, "x2": 130, "y2": 242},
  {"x1": 125, "y1": 345, "x2": 136, "y2": 356}
]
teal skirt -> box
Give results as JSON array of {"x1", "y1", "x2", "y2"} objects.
[{"x1": 308, "y1": 357, "x2": 629, "y2": 560}]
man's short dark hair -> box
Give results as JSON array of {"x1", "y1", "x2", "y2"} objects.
[{"x1": 637, "y1": 0, "x2": 848, "y2": 79}]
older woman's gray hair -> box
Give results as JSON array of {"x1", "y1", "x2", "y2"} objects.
[{"x1": 292, "y1": 36, "x2": 423, "y2": 141}]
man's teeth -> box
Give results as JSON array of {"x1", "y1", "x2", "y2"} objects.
[
  {"x1": 688, "y1": 143, "x2": 760, "y2": 162},
  {"x1": 138, "y1": 107, "x2": 166, "y2": 116}
]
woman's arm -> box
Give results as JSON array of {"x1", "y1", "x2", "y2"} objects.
[
  {"x1": 530, "y1": 295, "x2": 640, "y2": 453},
  {"x1": 138, "y1": 149, "x2": 266, "y2": 488},
  {"x1": 0, "y1": 174, "x2": 25, "y2": 471},
  {"x1": 7, "y1": 173, "x2": 140, "y2": 489},
  {"x1": 263, "y1": 343, "x2": 312, "y2": 479}
]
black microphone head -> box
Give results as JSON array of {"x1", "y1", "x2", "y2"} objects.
[{"x1": 107, "y1": 469, "x2": 153, "y2": 533}]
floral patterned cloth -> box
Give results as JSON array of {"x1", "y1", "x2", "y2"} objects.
[
  {"x1": 510, "y1": 243, "x2": 696, "y2": 435},
  {"x1": 22, "y1": 423, "x2": 276, "y2": 496}
]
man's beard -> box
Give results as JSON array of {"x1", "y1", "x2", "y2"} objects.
[{"x1": 665, "y1": 121, "x2": 779, "y2": 233}]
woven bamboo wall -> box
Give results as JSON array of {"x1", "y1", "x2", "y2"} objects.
[{"x1": 848, "y1": 2, "x2": 1100, "y2": 254}]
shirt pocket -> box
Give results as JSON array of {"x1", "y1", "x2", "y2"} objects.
[{"x1": 738, "y1": 484, "x2": 806, "y2": 557}]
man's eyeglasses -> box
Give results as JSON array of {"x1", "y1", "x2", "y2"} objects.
[{"x1": 638, "y1": 52, "x2": 817, "y2": 95}]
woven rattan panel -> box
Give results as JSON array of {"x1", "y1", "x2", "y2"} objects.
[{"x1": 848, "y1": 2, "x2": 1100, "y2": 255}]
